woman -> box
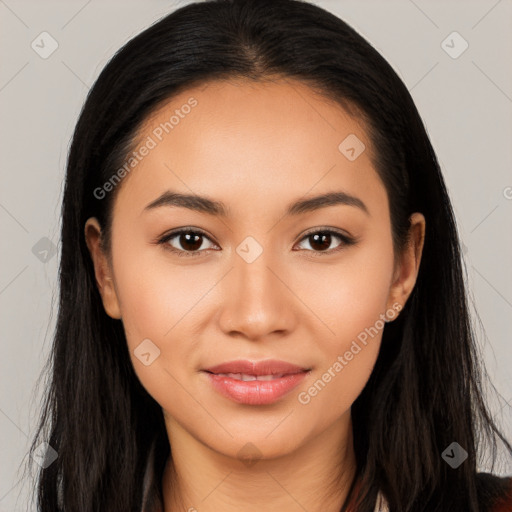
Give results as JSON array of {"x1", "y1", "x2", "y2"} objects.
[{"x1": 28, "y1": 0, "x2": 512, "y2": 510}]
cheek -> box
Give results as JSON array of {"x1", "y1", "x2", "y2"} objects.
[
  {"x1": 111, "y1": 244, "x2": 214, "y2": 389},
  {"x1": 296, "y1": 234, "x2": 393, "y2": 412},
  {"x1": 295, "y1": 297, "x2": 387, "y2": 423},
  {"x1": 112, "y1": 233, "x2": 211, "y2": 340},
  {"x1": 304, "y1": 230, "x2": 394, "y2": 341},
  {"x1": 296, "y1": 341, "x2": 380, "y2": 424}
]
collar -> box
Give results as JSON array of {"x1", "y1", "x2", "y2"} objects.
[{"x1": 374, "y1": 491, "x2": 389, "y2": 511}]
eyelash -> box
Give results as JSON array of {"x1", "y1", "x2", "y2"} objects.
[{"x1": 156, "y1": 227, "x2": 358, "y2": 258}]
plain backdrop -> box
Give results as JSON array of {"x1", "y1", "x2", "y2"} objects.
[{"x1": 1, "y1": 0, "x2": 511, "y2": 510}]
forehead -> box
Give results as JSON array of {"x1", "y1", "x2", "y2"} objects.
[{"x1": 112, "y1": 78, "x2": 383, "y2": 219}]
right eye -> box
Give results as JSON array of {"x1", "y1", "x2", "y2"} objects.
[{"x1": 157, "y1": 228, "x2": 218, "y2": 258}]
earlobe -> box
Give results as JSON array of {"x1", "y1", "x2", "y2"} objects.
[
  {"x1": 84, "y1": 217, "x2": 122, "y2": 320},
  {"x1": 386, "y1": 212, "x2": 426, "y2": 318}
]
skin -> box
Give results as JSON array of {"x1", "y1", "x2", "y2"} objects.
[{"x1": 85, "y1": 78, "x2": 425, "y2": 512}]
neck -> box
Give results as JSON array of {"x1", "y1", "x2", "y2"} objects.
[{"x1": 161, "y1": 412, "x2": 357, "y2": 512}]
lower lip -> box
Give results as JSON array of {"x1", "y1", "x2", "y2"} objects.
[{"x1": 204, "y1": 371, "x2": 309, "y2": 405}]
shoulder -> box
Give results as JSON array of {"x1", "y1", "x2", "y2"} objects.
[{"x1": 476, "y1": 472, "x2": 512, "y2": 512}]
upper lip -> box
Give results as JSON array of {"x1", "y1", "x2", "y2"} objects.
[{"x1": 203, "y1": 359, "x2": 310, "y2": 376}]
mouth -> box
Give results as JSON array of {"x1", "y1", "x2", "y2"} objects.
[
  {"x1": 201, "y1": 359, "x2": 311, "y2": 405},
  {"x1": 202, "y1": 358, "x2": 311, "y2": 376},
  {"x1": 204, "y1": 372, "x2": 297, "y2": 381}
]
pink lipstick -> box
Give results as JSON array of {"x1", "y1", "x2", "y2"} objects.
[{"x1": 202, "y1": 359, "x2": 311, "y2": 405}]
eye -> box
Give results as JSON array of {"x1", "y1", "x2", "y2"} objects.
[
  {"x1": 294, "y1": 229, "x2": 357, "y2": 256},
  {"x1": 157, "y1": 228, "x2": 218, "y2": 258},
  {"x1": 157, "y1": 227, "x2": 357, "y2": 258}
]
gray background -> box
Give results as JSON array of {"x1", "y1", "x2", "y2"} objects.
[{"x1": 1, "y1": 0, "x2": 511, "y2": 509}]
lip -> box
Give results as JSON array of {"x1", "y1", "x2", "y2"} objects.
[
  {"x1": 202, "y1": 359, "x2": 311, "y2": 405},
  {"x1": 203, "y1": 359, "x2": 309, "y2": 376}
]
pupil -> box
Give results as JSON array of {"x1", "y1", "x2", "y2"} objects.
[
  {"x1": 310, "y1": 233, "x2": 331, "y2": 251},
  {"x1": 181, "y1": 233, "x2": 202, "y2": 251}
]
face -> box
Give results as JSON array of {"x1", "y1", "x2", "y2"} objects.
[{"x1": 85, "y1": 78, "x2": 424, "y2": 461}]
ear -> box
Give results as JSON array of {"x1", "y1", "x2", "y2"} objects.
[
  {"x1": 386, "y1": 212, "x2": 426, "y2": 319},
  {"x1": 84, "y1": 217, "x2": 122, "y2": 320}
]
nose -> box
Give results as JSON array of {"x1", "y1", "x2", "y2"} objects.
[{"x1": 216, "y1": 248, "x2": 298, "y2": 342}]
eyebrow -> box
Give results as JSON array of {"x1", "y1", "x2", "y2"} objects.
[{"x1": 143, "y1": 190, "x2": 369, "y2": 217}]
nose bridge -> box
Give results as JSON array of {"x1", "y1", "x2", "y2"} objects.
[
  {"x1": 234, "y1": 234, "x2": 282, "y2": 306},
  {"x1": 217, "y1": 235, "x2": 294, "y2": 338},
  {"x1": 237, "y1": 242, "x2": 275, "y2": 298}
]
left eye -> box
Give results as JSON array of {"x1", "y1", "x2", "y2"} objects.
[{"x1": 295, "y1": 230, "x2": 352, "y2": 253}]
